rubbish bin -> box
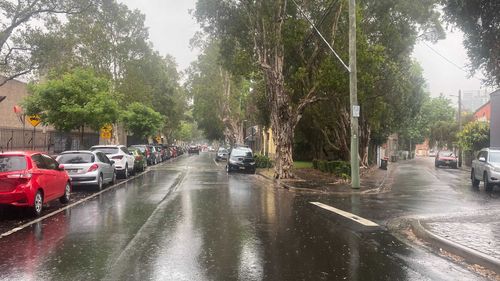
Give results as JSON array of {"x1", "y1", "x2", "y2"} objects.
[{"x1": 380, "y1": 158, "x2": 388, "y2": 170}]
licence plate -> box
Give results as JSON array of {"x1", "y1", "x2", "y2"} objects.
[
  {"x1": 67, "y1": 169, "x2": 78, "y2": 174},
  {"x1": 239, "y1": 166, "x2": 245, "y2": 170}
]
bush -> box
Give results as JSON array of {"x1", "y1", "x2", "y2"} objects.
[
  {"x1": 312, "y1": 160, "x2": 351, "y2": 176},
  {"x1": 255, "y1": 154, "x2": 273, "y2": 168}
]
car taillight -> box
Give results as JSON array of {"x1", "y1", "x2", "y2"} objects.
[
  {"x1": 88, "y1": 164, "x2": 99, "y2": 172},
  {"x1": 6, "y1": 172, "x2": 32, "y2": 180},
  {"x1": 135, "y1": 156, "x2": 142, "y2": 160},
  {"x1": 112, "y1": 155, "x2": 124, "y2": 160}
]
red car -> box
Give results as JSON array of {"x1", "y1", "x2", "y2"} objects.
[{"x1": 0, "y1": 151, "x2": 71, "y2": 216}]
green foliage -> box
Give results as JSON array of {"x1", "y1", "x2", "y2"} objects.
[
  {"x1": 293, "y1": 161, "x2": 313, "y2": 169},
  {"x1": 458, "y1": 121, "x2": 490, "y2": 152},
  {"x1": 254, "y1": 154, "x2": 273, "y2": 169},
  {"x1": 121, "y1": 102, "x2": 164, "y2": 140},
  {"x1": 442, "y1": 0, "x2": 500, "y2": 86},
  {"x1": 23, "y1": 68, "x2": 119, "y2": 132},
  {"x1": 312, "y1": 159, "x2": 351, "y2": 177}
]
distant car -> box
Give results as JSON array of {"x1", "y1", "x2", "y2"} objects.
[
  {"x1": 429, "y1": 150, "x2": 436, "y2": 157},
  {"x1": 0, "y1": 151, "x2": 71, "y2": 216},
  {"x1": 226, "y1": 146, "x2": 256, "y2": 173},
  {"x1": 169, "y1": 146, "x2": 177, "y2": 158},
  {"x1": 90, "y1": 145, "x2": 135, "y2": 179},
  {"x1": 131, "y1": 144, "x2": 156, "y2": 165},
  {"x1": 471, "y1": 148, "x2": 500, "y2": 191},
  {"x1": 435, "y1": 150, "x2": 457, "y2": 168},
  {"x1": 188, "y1": 145, "x2": 200, "y2": 155},
  {"x1": 128, "y1": 147, "x2": 147, "y2": 173},
  {"x1": 155, "y1": 145, "x2": 168, "y2": 161},
  {"x1": 57, "y1": 150, "x2": 116, "y2": 191},
  {"x1": 216, "y1": 147, "x2": 229, "y2": 161},
  {"x1": 149, "y1": 145, "x2": 162, "y2": 164}
]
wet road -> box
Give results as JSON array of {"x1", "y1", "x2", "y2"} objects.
[{"x1": 0, "y1": 154, "x2": 497, "y2": 280}]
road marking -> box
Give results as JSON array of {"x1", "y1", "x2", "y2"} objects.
[
  {"x1": 213, "y1": 159, "x2": 219, "y2": 166},
  {"x1": 310, "y1": 202, "x2": 379, "y2": 227}
]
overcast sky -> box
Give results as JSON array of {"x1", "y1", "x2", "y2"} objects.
[{"x1": 118, "y1": 0, "x2": 490, "y2": 99}]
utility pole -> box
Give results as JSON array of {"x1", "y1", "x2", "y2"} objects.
[
  {"x1": 349, "y1": 0, "x2": 360, "y2": 188},
  {"x1": 458, "y1": 90, "x2": 462, "y2": 167}
]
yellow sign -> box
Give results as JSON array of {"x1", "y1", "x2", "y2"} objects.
[
  {"x1": 28, "y1": 115, "x2": 41, "y2": 127},
  {"x1": 155, "y1": 136, "x2": 161, "y2": 143},
  {"x1": 100, "y1": 131, "x2": 112, "y2": 139},
  {"x1": 101, "y1": 124, "x2": 113, "y2": 133}
]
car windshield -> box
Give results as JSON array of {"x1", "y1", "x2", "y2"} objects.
[
  {"x1": 489, "y1": 152, "x2": 500, "y2": 164},
  {"x1": 91, "y1": 147, "x2": 119, "y2": 155},
  {"x1": 218, "y1": 149, "x2": 228, "y2": 154},
  {"x1": 57, "y1": 153, "x2": 94, "y2": 164},
  {"x1": 0, "y1": 156, "x2": 27, "y2": 172},
  {"x1": 231, "y1": 149, "x2": 252, "y2": 157},
  {"x1": 439, "y1": 151, "x2": 455, "y2": 157}
]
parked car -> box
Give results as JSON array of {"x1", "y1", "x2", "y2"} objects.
[
  {"x1": 429, "y1": 150, "x2": 437, "y2": 157},
  {"x1": 149, "y1": 145, "x2": 162, "y2": 164},
  {"x1": 188, "y1": 145, "x2": 200, "y2": 155},
  {"x1": 155, "y1": 145, "x2": 168, "y2": 162},
  {"x1": 0, "y1": 151, "x2": 71, "y2": 216},
  {"x1": 56, "y1": 150, "x2": 116, "y2": 191},
  {"x1": 435, "y1": 150, "x2": 458, "y2": 168},
  {"x1": 131, "y1": 144, "x2": 155, "y2": 166},
  {"x1": 169, "y1": 146, "x2": 177, "y2": 158},
  {"x1": 471, "y1": 148, "x2": 500, "y2": 191},
  {"x1": 128, "y1": 147, "x2": 148, "y2": 173},
  {"x1": 90, "y1": 145, "x2": 135, "y2": 179},
  {"x1": 226, "y1": 146, "x2": 256, "y2": 173},
  {"x1": 216, "y1": 147, "x2": 229, "y2": 161}
]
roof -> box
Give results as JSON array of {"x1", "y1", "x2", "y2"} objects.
[
  {"x1": 473, "y1": 100, "x2": 491, "y2": 115},
  {"x1": 0, "y1": 150, "x2": 44, "y2": 156},
  {"x1": 60, "y1": 150, "x2": 94, "y2": 154}
]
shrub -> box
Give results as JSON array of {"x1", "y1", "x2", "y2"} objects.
[
  {"x1": 254, "y1": 154, "x2": 273, "y2": 168},
  {"x1": 312, "y1": 159, "x2": 318, "y2": 169},
  {"x1": 312, "y1": 160, "x2": 351, "y2": 176}
]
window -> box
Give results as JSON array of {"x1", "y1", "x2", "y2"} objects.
[
  {"x1": 42, "y1": 154, "x2": 58, "y2": 170},
  {"x1": 97, "y1": 152, "x2": 110, "y2": 164},
  {"x1": 0, "y1": 156, "x2": 27, "y2": 172},
  {"x1": 91, "y1": 147, "x2": 118, "y2": 155},
  {"x1": 57, "y1": 153, "x2": 94, "y2": 164},
  {"x1": 32, "y1": 154, "x2": 48, "y2": 169},
  {"x1": 120, "y1": 147, "x2": 130, "y2": 155}
]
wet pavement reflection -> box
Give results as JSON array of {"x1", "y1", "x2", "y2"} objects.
[{"x1": 0, "y1": 155, "x2": 494, "y2": 280}]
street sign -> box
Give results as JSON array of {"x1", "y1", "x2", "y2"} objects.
[
  {"x1": 353, "y1": 105, "x2": 360, "y2": 118},
  {"x1": 100, "y1": 131, "x2": 112, "y2": 139},
  {"x1": 155, "y1": 136, "x2": 161, "y2": 143},
  {"x1": 28, "y1": 115, "x2": 41, "y2": 127},
  {"x1": 101, "y1": 124, "x2": 113, "y2": 133}
]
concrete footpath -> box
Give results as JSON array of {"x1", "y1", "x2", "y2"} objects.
[{"x1": 411, "y1": 213, "x2": 500, "y2": 275}]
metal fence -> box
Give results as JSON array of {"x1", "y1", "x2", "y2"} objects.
[{"x1": 0, "y1": 128, "x2": 99, "y2": 154}]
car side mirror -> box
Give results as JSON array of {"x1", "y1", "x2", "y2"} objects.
[
  {"x1": 58, "y1": 164, "x2": 65, "y2": 171},
  {"x1": 110, "y1": 160, "x2": 115, "y2": 165},
  {"x1": 479, "y1": 157, "x2": 486, "y2": 162}
]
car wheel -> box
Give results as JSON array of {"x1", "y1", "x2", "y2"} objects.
[
  {"x1": 112, "y1": 171, "x2": 117, "y2": 185},
  {"x1": 123, "y1": 165, "x2": 128, "y2": 179},
  {"x1": 60, "y1": 182, "x2": 70, "y2": 204},
  {"x1": 434, "y1": 162, "x2": 439, "y2": 168},
  {"x1": 97, "y1": 173, "x2": 103, "y2": 191},
  {"x1": 471, "y1": 170, "x2": 479, "y2": 187},
  {"x1": 484, "y1": 172, "x2": 493, "y2": 191},
  {"x1": 32, "y1": 190, "x2": 43, "y2": 217}
]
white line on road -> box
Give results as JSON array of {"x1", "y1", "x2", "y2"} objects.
[
  {"x1": 310, "y1": 202, "x2": 379, "y2": 227},
  {"x1": 213, "y1": 159, "x2": 219, "y2": 166}
]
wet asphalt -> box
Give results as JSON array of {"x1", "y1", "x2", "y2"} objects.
[{"x1": 0, "y1": 154, "x2": 498, "y2": 281}]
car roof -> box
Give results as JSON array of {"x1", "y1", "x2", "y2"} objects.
[
  {"x1": 91, "y1": 145, "x2": 124, "y2": 148},
  {"x1": 60, "y1": 150, "x2": 94, "y2": 154},
  {"x1": 0, "y1": 151, "x2": 44, "y2": 156}
]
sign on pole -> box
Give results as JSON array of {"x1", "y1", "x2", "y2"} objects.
[
  {"x1": 100, "y1": 131, "x2": 112, "y2": 140},
  {"x1": 353, "y1": 105, "x2": 360, "y2": 118},
  {"x1": 100, "y1": 124, "x2": 112, "y2": 140},
  {"x1": 28, "y1": 115, "x2": 41, "y2": 127}
]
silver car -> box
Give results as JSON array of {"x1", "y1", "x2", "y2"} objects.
[
  {"x1": 90, "y1": 145, "x2": 135, "y2": 179},
  {"x1": 56, "y1": 151, "x2": 116, "y2": 191},
  {"x1": 471, "y1": 148, "x2": 500, "y2": 191}
]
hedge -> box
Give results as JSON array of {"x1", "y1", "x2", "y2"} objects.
[
  {"x1": 312, "y1": 159, "x2": 351, "y2": 178},
  {"x1": 255, "y1": 154, "x2": 273, "y2": 168}
]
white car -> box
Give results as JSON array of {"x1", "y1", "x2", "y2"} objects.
[
  {"x1": 90, "y1": 145, "x2": 135, "y2": 179},
  {"x1": 471, "y1": 148, "x2": 500, "y2": 191}
]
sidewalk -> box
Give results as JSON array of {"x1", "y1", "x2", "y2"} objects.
[{"x1": 411, "y1": 214, "x2": 500, "y2": 274}]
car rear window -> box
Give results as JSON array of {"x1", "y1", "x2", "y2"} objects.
[
  {"x1": 231, "y1": 149, "x2": 252, "y2": 157},
  {"x1": 439, "y1": 151, "x2": 455, "y2": 157},
  {"x1": 0, "y1": 156, "x2": 27, "y2": 172},
  {"x1": 57, "y1": 153, "x2": 94, "y2": 164},
  {"x1": 91, "y1": 147, "x2": 119, "y2": 155}
]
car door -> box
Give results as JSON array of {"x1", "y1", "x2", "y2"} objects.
[
  {"x1": 31, "y1": 154, "x2": 55, "y2": 201},
  {"x1": 121, "y1": 147, "x2": 134, "y2": 169},
  {"x1": 476, "y1": 151, "x2": 487, "y2": 179},
  {"x1": 97, "y1": 152, "x2": 113, "y2": 181},
  {"x1": 42, "y1": 154, "x2": 66, "y2": 200}
]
